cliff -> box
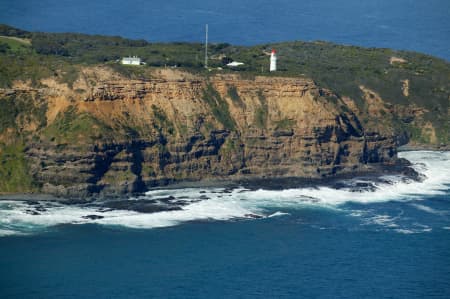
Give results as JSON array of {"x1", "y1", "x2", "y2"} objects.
[
  {"x1": 0, "y1": 67, "x2": 413, "y2": 197},
  {"x1": 1, "y1": 25, "x2": 448, "y2": 198}
]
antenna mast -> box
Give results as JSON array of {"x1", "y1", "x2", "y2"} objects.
[{"x1": 205, "y1": 24, "x2": 208, "y2": 69}]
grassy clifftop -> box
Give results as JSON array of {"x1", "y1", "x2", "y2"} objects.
[{"x1": 0, "y1": 23, "x2": 448, "y2": 148}]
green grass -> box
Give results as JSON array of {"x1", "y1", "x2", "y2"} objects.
[
  {"x1": 0, "y1": 143, "x2": 36, "y2": 192},
  {"x1": 0, "y1": 51, "x2": 69, "y2": 87},
  {"x1": 0, "y1": 36, "x2": 30, "y2": 52},
  {"x1": 226, "y1": 85, "x2": 245, "y2": 108},
  {"x1": 0, "y1": 97, "x2": 19, "y2": 133},
  {"x1": 202, "y1": 84, "x2": 236, "y2": 131},
  {"x1": 59, "y1": 65, "x2": 80, "y2": 89},
  {"x1": 254, "y1": 90, "x2": 268, "y2": 129},
  {"x1": 0, "y1": 93, "x2": 47, "y2": 134},
  {"x1": 42, "y1": 106, "x2": 113, "y2": 144},
  {"x1": 151, "y1": 104, "x2": 175, "y2": 135}
]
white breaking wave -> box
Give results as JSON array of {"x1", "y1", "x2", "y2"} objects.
[
  {"x1": 411, "y1": 203, "x2": 447, "y2": 215},
  {"x1": 0, "y1": 229, "x2": 23, "y2": 236},
  {"x1": 0, "y1": 151, "x2": 449, "y2": 236},
  {"x1": 268, "y1": 211, "x2": 291, "y2": 218}
]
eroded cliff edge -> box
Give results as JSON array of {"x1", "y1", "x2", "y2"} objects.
[{"x1": 0, "y1": 67, "x2": 436, "y2": 197}]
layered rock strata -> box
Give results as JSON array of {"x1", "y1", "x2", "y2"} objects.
[{"x1": 3, "y1": 69, "x2": 401, "y2": 198}]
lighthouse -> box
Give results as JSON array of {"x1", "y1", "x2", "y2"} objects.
[{"x1": 270, "y1": 49, "x2": 277, "y2": 72}]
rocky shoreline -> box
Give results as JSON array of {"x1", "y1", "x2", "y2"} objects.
[
  {"x1": 398, "y1": 144, "x2": 449, "y2": 152},
  {"x1": 0, "y1": 156, "x2": 422, "y2": 206}
]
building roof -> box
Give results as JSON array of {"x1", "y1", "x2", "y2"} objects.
[
  {"x1": 226, "y1": 61, "x2": 244, "y2": 67},
  {"x1": 122, "y1": 56, "x2": 141, "y2": 61}
]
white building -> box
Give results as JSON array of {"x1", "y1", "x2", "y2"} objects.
[
  {"x1": 270, "y1": 49, "x2": 277, "y2": 72},
  {"x1": 121, "y1": 56, "x2": 142, "y2": 65},
  {"x1": 226, "y1": 61, "x2": 245, "y2": 67}
]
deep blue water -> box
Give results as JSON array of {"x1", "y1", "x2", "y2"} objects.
[
  {"x1": 0, "y1": 0, "x2": 449, "y2": 60},
  {"x1": 1, "y1": 198, "x2": 450, "y2": 298}
]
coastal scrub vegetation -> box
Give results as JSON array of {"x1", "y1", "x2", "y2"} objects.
[
  {"x1": 226, "y1": 86, "x2": 245, "y2": 108},
  {"x1": 41, "y1": 106, "x2": 113, "y2": 145},
  {"x1": 0, "y1": 24, "x2": 449, "y2": 144},
  {"x1": 151, "y1": 104, "x2": 175, "y2": 136},
  {"x1": 202, "y1": 84, "x2": 236, "y2": 131},
  {"x1": 0, "y1": 93, "x2": 47, "y2": 134},
  {"x1": 0, "y1": 143, "x2": 36, "y2": 192},
  {"x1": 255, "y1": 90, "x2": 268, "y2": 129}
]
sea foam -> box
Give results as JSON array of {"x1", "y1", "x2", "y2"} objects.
[{"x1": 0, "y1": 151, "x2": 449, "y2": 236}]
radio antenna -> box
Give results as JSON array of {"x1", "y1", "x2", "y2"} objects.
[{"x1": 205, "y1": 24, "x2": 208, "y2": 69}]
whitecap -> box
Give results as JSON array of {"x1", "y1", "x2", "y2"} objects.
[
  {"x1": 394, "y1": 226, "x2": 432, "y2": 234},
  {"x1": 364, "y1": 214, "x2": 399, "y2": 228},
  {"x1": 411, "y1": 203, "x2": 446, "y2": 215},
  {"x1": 394, "y1": 229, "x2": 416, "y2": 234},
  {"x1": 268, "y1": 211, "x2": 290, "y2": 218},
  {"x1": 0, "y1": 229, "x2": 24, "y2": 236},
  {"x1": 0, "y1": 151, "x2": 449, "y2": 235}
]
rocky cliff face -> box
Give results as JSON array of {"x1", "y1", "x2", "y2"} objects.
[{"x1": 0, "y1": 67, "x2": 405, "y2": 198}]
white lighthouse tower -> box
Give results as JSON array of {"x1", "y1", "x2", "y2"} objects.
[{"x1": 270, "y1": 49, "x2": 277, "y2": 72}]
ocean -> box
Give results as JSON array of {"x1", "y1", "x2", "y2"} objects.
[
  {"x1": 1, "y1": 1, "x2": 450, "y2": 298},
  {"x1": 0, "y1": 0, "x2": 449, "y2": 61},
  {"x1": 1, "y1": 151, "x2": 449, "y2": 298}
]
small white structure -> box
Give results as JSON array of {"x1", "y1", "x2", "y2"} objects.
[
  {"x1": 227, "y1": 61, "x2": 245, "y2": 67},
  {"x1": 270, "y1": 49, "x2": 277, "y2": 72},
  {"x1": 121, "y1": 56, "x2": 142, "y2": 65}
]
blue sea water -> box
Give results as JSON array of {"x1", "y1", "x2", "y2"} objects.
[
  {"x1": 0, "y1": 151, "x2": 450, "y2": 298},
  {"x1": 0, "y1": 0, "x2": 449, "y2": 60}
]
